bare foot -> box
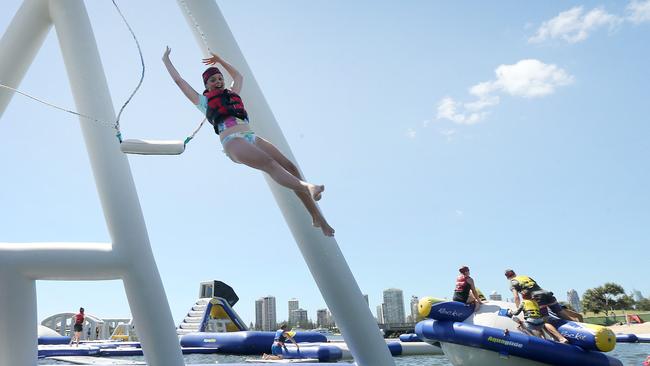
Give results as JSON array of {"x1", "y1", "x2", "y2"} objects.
[
  {"x1": 314, "y1": 217, "x2": 335, "y2": 237},
  {"x1": 307, "y1": 184, "x2": 324, "y2": 201}
]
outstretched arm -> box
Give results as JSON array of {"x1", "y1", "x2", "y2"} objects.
[
  {"x1": 202, "y1": 52, "x2": 243, "y2": 94},
  {"x1": 511, "y1": 289, "x2": 521, "y2": 307},
  {"x1": 163, "y1": 47, "x2": 200, "y2": 105},
  {"x1": 287, "y1": 334, "x2": 299, "y2": 350}
]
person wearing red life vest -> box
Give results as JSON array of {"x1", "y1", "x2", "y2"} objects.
[
  {"x1": 453, "y1": 266, "x2": 484, "y2": 312},
  {"x1": 70, "y1": 307, "x2": 85, "y2": 346},
  {"x1": 162, "y1": 47, "x2": 334, "y2": 237}
]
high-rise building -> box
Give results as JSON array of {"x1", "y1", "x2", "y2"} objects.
[
  {"x1": 254, "y1": 298, "x2": 263, "y2": 330},
  {"x1": 566, "y1": 289, "x2": 582, "y2": 312},
  {"x1": 316, "y1": 309, "x2": 331, "y2": 328},
  {"x1": 632, "y1": 290, "x2": 644, "y2": 302},
  {"x1": 489, "y1": 291, "x2": 502, "y2": 301},
  {"x1": 376, "y1": 304, "x2": 384, "y2": 324},
  {"x1": 382, "y1": 288, "x2": 405, "y2": 324},
  {"x1": 288, "y1": 298, "x2": 299, "y2": 327},
  {"x1": 292, "y1": 309, "x2": 308, "y2": 328},
  {"x1": 410, "y1": 296, "x2": 419, "y2": 323},
  {"x1": 259, "y1": 296, "x2": 277, "y2": 331}
]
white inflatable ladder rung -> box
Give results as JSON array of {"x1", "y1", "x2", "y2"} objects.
[{"x1": 179, "y1": 323, "x2": 199, "y2": 329}]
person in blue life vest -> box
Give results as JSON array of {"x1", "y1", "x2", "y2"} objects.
[
  {"x1": 162, "y1": 47, "x2": 334, "y2": 237},
  {"x1": 504, "y1": 269, "x2": 583, "y2": 322},
  {"x1": 507, "y1": 294, "x2": 568, "y2": 343},
  {"x1": 453, "y1": 266, "x2": 484, "y2": 312},
  {"x1": 262, "y1": 323, "x2": 300, "y2": 360}
]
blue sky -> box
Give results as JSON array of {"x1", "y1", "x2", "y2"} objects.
[{"x1": 1, "y1": 1, "x2": 649, "y2": 326}]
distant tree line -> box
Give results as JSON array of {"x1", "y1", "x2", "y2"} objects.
[{"x1": 581, "y1": 283, "x2": 650, "y2": 314}]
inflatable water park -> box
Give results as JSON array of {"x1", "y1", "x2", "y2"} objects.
[
  {"x1": 1, "y1": 1, "x2": 647, "y2": 366},
  {"x1": 34, "y1": 280, "x2": 443, "y2": 363}
]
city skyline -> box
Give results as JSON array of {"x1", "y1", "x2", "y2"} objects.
[{"x1": 255, "y1": 286, "x2": 597, "y2": 327}]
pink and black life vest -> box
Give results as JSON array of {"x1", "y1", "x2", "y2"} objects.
[{"x1": 203, "y1": 88, "x2": 248, "y2": 134}]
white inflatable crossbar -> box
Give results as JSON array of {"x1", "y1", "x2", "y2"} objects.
[{"x1": 120, "y1": 139, "x2": 186, "y2": 155}]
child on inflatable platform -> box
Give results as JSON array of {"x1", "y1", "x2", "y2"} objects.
[
  {"x1": 262, "y1": 324, "x2": 299, "y2": 360},
  {"x1": 162, "y1": 47, "x2": 334, "y2": 237},
  {"x1": 504, "y1": 269, "x2": 583, "y2": 322},
  {"x1": 508, "y1": 295, "x2": 568, "y2": 343}
]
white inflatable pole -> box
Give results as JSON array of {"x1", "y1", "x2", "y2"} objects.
[
  {"x1": 177, "y1": 2, "x2": 395, "y2": 365},
  {"x1": 0, "y1": 1, "x2": 184, "y2": 365}
]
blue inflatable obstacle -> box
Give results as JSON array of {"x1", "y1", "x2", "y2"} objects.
[
  {"x1": 615, "y1": 333, "x2": 638, "y2": 343},
  {"x1": 38, "y1": 336, "x2": 72, "y2": 345},
  {"x1": 275, "y1": 344, "x2": 343, "y2": 362},
  {"x1": 398, "y1": 333, "x2": 422, "y2": 342},
  {"x1": 416, "y1": 319, "x2": 623, "y2": 366},
  {"x1": 180, "y1": 331, "x2": 327, "y2": 355},
  {"x1": 418, "y1": 297, "x2": 474, "y2": 322},
  {"x1": 38, "y1": 345, "x2": 101, "y2": 358},
  {"x1": 546, "y1": 316, "x2": 616, "y2": 352}
]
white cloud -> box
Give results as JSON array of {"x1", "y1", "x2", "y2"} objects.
[
  {"x1": 529, "y1": 6, "x2": 621, "y2": 43},
  {"x1": 406, "y1": 128, "x2": 417, "y2": 139},
  {"x1": 627, "y1": 0, "x2": 650, "y2": 23},
  {"x1": 437, "y1": 97, "x2": 487, "y2": 125},
  {"x1": 436, "y1": 59, "x2": 573, "y2": 124},
  {"x1": 491, "y1": 59, "x2": 574, "y2": 98}
]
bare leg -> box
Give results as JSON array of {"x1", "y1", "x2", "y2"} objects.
[
  {"x1": 224, "y1": 138, "x2": 323, "y2": 200},
  {"x1": 531, "y1": 329, "x2": 545, "y2": 338},
  {"x1": 544, "y1": 323, "x2": 568, "y2": 343},
  {"x1": 253, "y1": 137, "x2": 334, "y2": 237},
  {"x1": 560, "y1": 308, "x2": 583, "y2": 322}
]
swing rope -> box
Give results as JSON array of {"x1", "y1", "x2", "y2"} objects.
[
  {"x1": 110, "y1": 0, "x2": 145, "y2": 143},
  {"x1": 0, "y1": 0, "x2": 207, "y2": 152}
]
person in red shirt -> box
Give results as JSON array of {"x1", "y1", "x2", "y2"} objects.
[
  {"x1": 453, "y1": 266, "x2": 483, "y2": 312},
  {"x1": 70, "y1": 307, "x2": 85, "y2": 347}
]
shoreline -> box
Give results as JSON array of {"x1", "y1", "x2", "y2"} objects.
[{"x1": 607, "y1": 322, "x2": 650, "y2": 335}]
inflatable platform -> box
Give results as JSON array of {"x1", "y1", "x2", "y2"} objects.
[{"x1": 416, "y1": 297, "x2": 623, "y2": 366}]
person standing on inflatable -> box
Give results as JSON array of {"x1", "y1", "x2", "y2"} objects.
[
  {"x1": 453, "y1": 266, "x2": 483, "y2": 312},
  {"x1": 504, "y1": 269, "x2": 582, "y2": 322},
  {"x1": 263, "y1": 323, "x2": 300, "y2": 360},
  {"x1": 69, "y1": 307, "x2": 85, "y2": 347},
  {"x1": 508, "y1": 295, "x2": 568, "y2": 343},
  {"x1": 162, "y1": 47, "x2": 334, "y2": 237}
]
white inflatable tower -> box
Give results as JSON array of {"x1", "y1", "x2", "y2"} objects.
[
  {"x1": 0, "y1": 1, "x2": 183, "y2": 365},
  {"x1": 176, "y1": 1, "x2": 395, "y2": 365}
]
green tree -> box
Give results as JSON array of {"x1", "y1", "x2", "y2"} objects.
[
  {"x1": 636, "y1": 298, "x2": 650, "y2": 311},
  {"x1": 582, "y1": 283, "x2": 633, "y2": 314}
]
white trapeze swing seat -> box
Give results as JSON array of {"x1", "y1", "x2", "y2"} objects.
[{"x1": 119, "y1": 138, "x2": 187, "y2": 155}]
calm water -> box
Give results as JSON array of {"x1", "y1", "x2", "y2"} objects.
[{"x1": 39, "y1": 342, "x2": 650, "y2": 366}]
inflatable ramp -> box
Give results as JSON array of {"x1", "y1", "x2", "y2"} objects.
[{"x1": 177, "y1": 280, "x2": 247, "y2": 335}]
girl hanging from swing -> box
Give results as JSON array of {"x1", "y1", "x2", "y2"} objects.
[{"x1": 162, "y1": 47, "x2": 334, "y2": 237}]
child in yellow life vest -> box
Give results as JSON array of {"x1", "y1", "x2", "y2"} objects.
[{"x1": 508, "y1": 295, "x2": 568, "y2": 343}]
